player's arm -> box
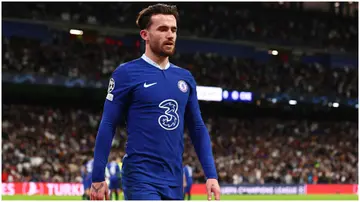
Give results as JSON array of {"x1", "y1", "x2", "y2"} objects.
[
  {"x1": 185, "y1": 74, "x2": 217, "y2": 180},
  {"x1": 183, "y1": 173, "x2": 187, "y2": 188},
  {"x1": 185, "y1": 73, "x2": 220, "y2": 200},
  {"x1": 80, "y1": 166, "x2": 85, "y2": 178},
  {"x1": 92, "y1": 66, "x2": 131, "y2": 187},
  {"x1": 105, "y1": 166, "x2": 110, "y2": 179}
]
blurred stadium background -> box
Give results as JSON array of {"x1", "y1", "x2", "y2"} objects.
[{"x1": 1, "y1": 1, "x2": 359, "y2": 201}]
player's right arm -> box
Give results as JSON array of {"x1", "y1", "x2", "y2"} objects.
[{"x1": 91, "y1": 66, "x2": 132, "y2": 200}]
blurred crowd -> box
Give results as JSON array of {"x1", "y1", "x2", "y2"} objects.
[
  {"x1": 2, "y1": 36, "x2": 140, "y2": 80},
  {"x1": 184, "y1": 117, "x2": 358, "y2": 184},
  {"x1": 2, "y1": 2, "x2": 358, "y2": 51},
  {"x1": 2, "y1": 105, "x2": 358, "y2": 184},
  {"x1": 2, "y1": 2, "x2": 358, "y2": 186},
  {"x1": 3, "y1": 36, "x2": 358, "y2": 99}
]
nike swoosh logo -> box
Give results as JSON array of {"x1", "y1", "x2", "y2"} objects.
[{"x1": 144, "y1": 82, "x2": 157, "y2": 88}]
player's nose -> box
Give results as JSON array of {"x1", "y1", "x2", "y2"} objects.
[{"x1": 166, "y1": 30, "x2": 175, "y2": 40}]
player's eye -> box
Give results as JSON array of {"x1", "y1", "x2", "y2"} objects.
[{"x1": 158, "y1": 26, "x2": 169, "y2": 32}]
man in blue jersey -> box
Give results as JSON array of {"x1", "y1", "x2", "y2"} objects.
[
  {"x1": 183, "y1": 163, "x2": 193, "y2": 200},
  {"x1": 90, "y1": 3, "x2": 220, "y2": 200},
  {"x1": 107, "y1": 156, "x2": 121, "y2": 200},
  {"x1": 82, "y1": 157, "x2": 93, "y2": 200}
]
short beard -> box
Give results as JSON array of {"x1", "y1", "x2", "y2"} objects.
[{"x1": 150, "y1": 42, "x2": 175, "y2": 57}]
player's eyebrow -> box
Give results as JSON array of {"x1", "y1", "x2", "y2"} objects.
[{"x1": 157, "y1": 25, "x2": 177, "y2": 31}]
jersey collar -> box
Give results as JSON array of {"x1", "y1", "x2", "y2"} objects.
[{"x1": 141, "y1": 54, "x2": 170, "y2": 70}]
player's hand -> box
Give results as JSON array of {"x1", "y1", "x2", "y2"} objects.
[
  {"x1": 90, "y1": 181, "x2": 109, "y2": 200},
  {"x1": 206, "y1": 178, "x2": 220, "y2": 200}
]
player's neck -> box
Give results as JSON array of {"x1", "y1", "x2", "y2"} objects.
[{"x1": 144, "y1": 50, "x2": 169, "y2": 70}]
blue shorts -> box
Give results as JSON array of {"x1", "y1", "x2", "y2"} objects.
[
  {"x1": 109, "y1": 178, "x2": 122, "y2": 190},
  {"x1": 83, "y1": 177, "x2": 92, "y2": 190},
  {"x1": 184, "y1": 184, "x2": 192, "y2": 194},
  {"x1": 122, "y1": 180, "x2": 182, "y2": 200}
]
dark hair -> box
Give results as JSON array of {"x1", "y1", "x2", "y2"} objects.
[{"x1": 136, "y1": 3, "x2": 179, "y2": 30}]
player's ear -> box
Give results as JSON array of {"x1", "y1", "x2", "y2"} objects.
[{"x1": 140, "y1": 29, "x2": 148, "y2": 41}]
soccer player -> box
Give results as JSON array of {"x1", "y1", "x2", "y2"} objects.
[
  {"x1": 82, "y1": 157, "x2": 93, "y2": 200},
  {"x1": 90, "y1": 3, "x2": 220, "y2": 200},
  {"x1": 80, "y1": 163, "x2": 88, "y2": 200},
  {"x1": 183, "y1": 163, "x2": 193, "y2": 200},
  {"x1": 106, "y1": 157, "x2": 121, "y2": 200}
]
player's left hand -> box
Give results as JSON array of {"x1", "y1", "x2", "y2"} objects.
[{"x1": 206, "y1": 178, "x2": 220, "y2": 200}]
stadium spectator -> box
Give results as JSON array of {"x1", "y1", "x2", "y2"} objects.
[
  {"x1": 2, "y1": 36, "x2": 358, "y2": 99},
  {"x1": 2, "y1": 2, "x2": 358, "y2": 51},
  {"x1": 2, "y1": 105, "x2": 357, "y2": 184}
]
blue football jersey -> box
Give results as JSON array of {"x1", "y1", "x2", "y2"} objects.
[
  {"x1": 86, "y1": 159, "x2": 94, "y2": 175},
  {"x1": 92, "y1": 54, "x2": 217, "y2": 186},
  {"x1": 106, "y1": 161, "x2": 121, "y2": 180},
  {"x1": 183, "y1": 165, "x2": 193, "y2": 185},
  {"x1": 84, "y1": 159, "x2": 94, "y2": 184}
]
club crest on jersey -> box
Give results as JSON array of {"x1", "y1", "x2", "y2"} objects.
[
  {"x1": 108, "y1": 78, "x2": 115, "y2": 93},
  {"x1": 178, "y1": 80, "x2": 188, "y2": 93}
]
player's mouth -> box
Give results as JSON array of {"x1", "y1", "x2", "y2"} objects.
[{"x1": 164, "y1": 41, "x2": 174, "y2": 47}]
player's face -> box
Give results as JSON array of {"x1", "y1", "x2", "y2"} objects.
[{"x1": 147, "y1": 14, "x2": 177, "y2": 57}]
